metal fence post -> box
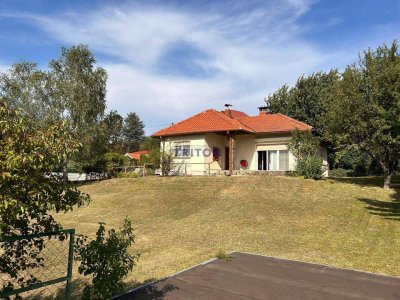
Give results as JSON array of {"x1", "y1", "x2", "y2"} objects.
[{"x1": 65, "y1": 229, "x2": 75, "y2": 300}]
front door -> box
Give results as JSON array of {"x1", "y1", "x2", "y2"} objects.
[{"x1": 225, "y1": 147, "x2": 230, "y2": 170}]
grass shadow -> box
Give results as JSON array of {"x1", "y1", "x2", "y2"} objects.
[
  {"x1": 358, "y1": 197, "x2": 400, "y2": 221},
  {"x1": 330, "y1": 176, "x2": 400, "y2": 221},
  {"x1": 329, "y1": 175, "x2": 400, "y2": 189},
  {"x1": 25, "y1": 277, "x2": 87, "y2": 300},
  {"x1": 114, "y1": 278, "x2": 178, "y2": 300}
]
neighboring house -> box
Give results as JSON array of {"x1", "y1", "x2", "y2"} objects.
[
  {"x1": 125, "y1": 150, "x2": 150, "y2": 160},
  {"x1": 151, "y1": 107, "x2": 328, "y2": 176}
]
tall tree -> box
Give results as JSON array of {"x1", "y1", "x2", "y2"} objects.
[
  {"x1": 103, "y1": 110, "x2": 124, "y2": 152},
  {"x1": 326, "y1": 41, "x2": 400, "y2": 189},
  {"x1": 50, "y1": 45, "x2": 108, "y2": 165},
  {"x1": 0, "y1": 45, "x2": 108, "y2": 176},
  {"x1": 122, "y1": 112, "x2": 145, "y2": 152},
  {"x1": 267, "y1": 70, "x2": 339, "y2": 134},
  {"x1": 0, "y1": 62, "x2": 57, "y2": 128}
]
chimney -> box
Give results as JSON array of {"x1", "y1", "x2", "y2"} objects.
[
  {"x1": 224, "y1": 104, "x2": 233, "y2": 118},
  {"x1": 258, "y1": 106, "x2": 269, "y2": 116}
]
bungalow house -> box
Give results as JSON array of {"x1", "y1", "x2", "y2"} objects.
[{"x1": 151, "y1": 106, "x2": 328, "y2": 176}]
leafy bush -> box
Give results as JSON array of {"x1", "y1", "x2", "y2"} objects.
[
  {"x1": 297, "y1": 156, "x2": 324, "y2": 180},
  {"x1": 104, "y1": 152, "x2": 132, "y2": 177},
  {"x1": 75, "y1": 218, "x2": 139, "y2": 299},
  {"x1": 117, "y1": 172, "x2": 138, "y2": 178}
]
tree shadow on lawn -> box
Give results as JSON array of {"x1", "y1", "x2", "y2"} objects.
[
  {"x1": 329, "y1": 176, "x2": 400, "y2": 221},
  {"x1": 329, "y1": 175, "x2": 400, "y2": 189},
  {"x1": 357, "y1": 181, "x2": 400, "y2": 220},
  {"x1": 358, "y1": 197, "x2": 400, "y2": 221}
]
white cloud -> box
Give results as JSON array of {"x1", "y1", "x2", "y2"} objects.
[{"x1": 3, "y1": 0, "x2": 328, "y2": 134}]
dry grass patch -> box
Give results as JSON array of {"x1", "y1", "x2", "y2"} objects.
[{"x1": 55, "y1": 175, "x2": 400, "y2": 294}]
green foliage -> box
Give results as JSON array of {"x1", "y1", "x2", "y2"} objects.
[
  {"x1": 123, "y1": 112, "x2": 145, "y2": 152},
  {"x1": 326, "y1": 41, "x2": 400, "y2": 188},
  {"x1": 75, "y1": 217, "x2": 139, "y2": 299},
  {"x1": 50, "y1": 45, "x2": 108, "y2": 164},
  {"x1": 160, "y1": 150, "x2": 174, "y2": 176},
  {"x1": 103, "y1": 110, "x2": 123, "y2": 143},
  {"x1": 287, "y1": 130, "x2": 324, "y2": 180},
  {"x1": 334, "y1": 148, "x2": 370, "y2": 176},
  {"x1": 288, "y1": 129, "x2": 320, "y2": 162},
  {"x1": 329, "y1": 168, "x2": 352, "y2": 177},
  {"x1": 140, "y1": 137, "x2": 160, "y2": 151},
  {"x1": 104, "y1": 152, "x2": 131, "y2": 177},
  {"x1": 117, "y1": 172, "x2": 138, "y2": 178},
  {"x1": 0, "y1": 45, "x2": 109, "y2": 174},
  {"x1": 0, "y1": 101, "x2": 90, "y2": 292},
  {"x1": 215, "y1": 250, "x2": 233, "y2": 262},
  {"x1": 102, "y1": 110, "x2": 124, "y2": 152},
  {"x1": 297, "y1": 156, "x2": 324, "y2": 180},
  {"x1": 267, "y1": 70, "x2": 339, "y2": 134},
  {"x1": 0, "y1": 62, "x2": 56, "y2": 129}
]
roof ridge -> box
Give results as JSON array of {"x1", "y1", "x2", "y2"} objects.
[
  {"x1": 152, "y1": 109, "x2": 215, "y2": 136},
  {"x1": 276, "y1": 113, "x2": 312, "y2": 129},
  {"x1": 216, "y1": 110, "x2": 256, "y2": 132},
  {"x1": 235, "y1": 116, "x2": 257, "y2": 132}
]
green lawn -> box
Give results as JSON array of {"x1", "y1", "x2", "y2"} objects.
[{"x1": 56, "y1": 175, "x2": 400, "y2": 294}]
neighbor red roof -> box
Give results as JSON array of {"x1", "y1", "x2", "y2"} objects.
[
  {"x1": 151, "y1": 109, "x2": 311, "y2": 137},
  {"x1": 125, "y1": 150, "x2": 150, "y2": 160}
]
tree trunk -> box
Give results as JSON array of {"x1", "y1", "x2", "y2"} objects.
[
  {"x1": 383, "y1": 168, "x2": 393, "y2": 189},
  {"x1": 62, "y1": 159, "x2": 68, "y2": 183}
]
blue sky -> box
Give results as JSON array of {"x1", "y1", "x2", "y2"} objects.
[{"x1": 0, "y1": 0, "x2": 399, "y2": 134}]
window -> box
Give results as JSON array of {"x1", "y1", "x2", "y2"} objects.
[
  {"x1": 279, "y1": 150, "x2": 289, "y2": 171},
  {"x1": 268, "y1": 150, "x2": 278, "y2": 171},
  {"x1": 257, "y1": 150, "x2": 289, "y2": 171},
  {"x1": 174, "y1": 145, "x2": 190, "y2": 158},
  {"x1": 258, "y1": 151, "x2": 267, "y2": 170}
]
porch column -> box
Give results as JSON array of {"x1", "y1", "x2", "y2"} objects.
[{"x1": 229, "y1": 132, "x2": 236, "y2": 174}]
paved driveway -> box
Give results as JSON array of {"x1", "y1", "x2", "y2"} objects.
[{"x1": 115, "y1": 252, "x2": 400, "y2": 300}]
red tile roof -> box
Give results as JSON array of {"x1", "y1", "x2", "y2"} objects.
[
  {"x1": 125, "y1": 150, "x2": 150, "y2": 160},
  {"x1": 221, "y1": 109, "x2": 249, "y2": 118},
  {"x1": 151, "y1": 109, "x2": 311, "y2": 137},
  {"x1": 237, "y1": 113, "x2": 312, "y2": 133},
  {"x1": 151, "y1": 109, "x2": 255, "y2": 137}
]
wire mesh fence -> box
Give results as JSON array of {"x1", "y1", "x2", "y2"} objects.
[{"x1": 0, "y1": 229, "x2": 75, "y2": 300}]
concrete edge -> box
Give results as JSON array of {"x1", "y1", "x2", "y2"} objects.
[
  {"x1": 229, "y1": 250, "x2": 400, "y2": 280},
  {"x1": 112, "y1": 257, "x2": 218, "y2": 299}
]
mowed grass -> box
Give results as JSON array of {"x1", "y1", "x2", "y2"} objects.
[{"x1": 55, "y1": 175, "x2": 400, "y2": 291}]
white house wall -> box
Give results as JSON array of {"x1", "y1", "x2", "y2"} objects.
[
  {"x1": 163, "y1": 134, "x2": 207, "y2": 175},
  {"x1": 235, "y1": 134, "x2": 257, "y2": 170},
  {"x1": 204, "y1": 133, "x2": 228, "y2": 172},
  {"x1": 162, "y1": 133, "x2": 329, "y2": 176}
]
